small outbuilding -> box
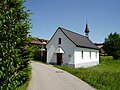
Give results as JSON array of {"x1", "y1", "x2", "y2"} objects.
[{"x1": 46, "y1": 25, "x2": 99, "y2": 68}]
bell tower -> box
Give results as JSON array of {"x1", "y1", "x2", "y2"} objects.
[{"x1": 84, "y1": 20, "x2": 90, "y2": 38}]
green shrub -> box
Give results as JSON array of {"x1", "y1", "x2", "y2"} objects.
[
  {"x1": 29, "y1": 44, "x2": 47, "y2": 62},
  {"x1": 0, "y1": 0, "x2": 31, "y2": 89},
  {"x1": 100, "y1": 56, "x2": 113, "y2": 62},
  {"x1": 17, "y1": 65, "x2": 31, "y2": 90}
]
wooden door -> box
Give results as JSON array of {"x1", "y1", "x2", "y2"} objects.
[{"x1": 57, "y1": 53, "x2": 63, "y2": 65}]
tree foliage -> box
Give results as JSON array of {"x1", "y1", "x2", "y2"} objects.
[
  {"x1": 27, "y1": 36, "x2": 47, "y2": 62},
  {"x1": 0, "y1": 0, "x2": 31, "y2": 89},
  {"x1": 104, "y1": 32, "x2": 120, "y2": 59}
]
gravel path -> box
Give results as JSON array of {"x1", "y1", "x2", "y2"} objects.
[{"x1": 27, "y1": 61, "x2": 96, "y2": 90}]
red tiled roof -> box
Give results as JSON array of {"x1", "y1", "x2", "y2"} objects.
[
  {"x1": 31, "y1": 39, "x2": 48, "y2": 45},
  {"x1": 31, "y1": 40, "x2": 43, "y2": 45}
]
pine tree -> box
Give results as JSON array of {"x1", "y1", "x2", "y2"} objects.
[{"x1": 0, "y1": 0, "x2": 31, "y2": 89}]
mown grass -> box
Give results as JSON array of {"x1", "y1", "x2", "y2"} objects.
[{"x1": 55, "y1": 56, "x2": 120, "y2": 90}]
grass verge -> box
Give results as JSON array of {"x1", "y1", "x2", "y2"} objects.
[
  {"x1": 55, "y1": 56, "x2": 120, "y2": 90},
  {"x1": 17, "y1": 65, "x2": 31, "y2": 90}
]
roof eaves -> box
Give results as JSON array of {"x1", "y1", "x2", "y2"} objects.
[
  {"x1": 46, "y1": 27, "x2": 60, "y2": 46},
  {"x1": 76, "y1": 45, "x2": 99, "y2": 50}
]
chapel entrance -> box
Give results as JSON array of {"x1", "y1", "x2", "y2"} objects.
[{"x1": 57, "y1": 53, "x2": 63, "y2": 65}]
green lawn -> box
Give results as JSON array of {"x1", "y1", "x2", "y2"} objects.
[{"x1": 55, "y1": 56, "x2": 120, "y2": 90}]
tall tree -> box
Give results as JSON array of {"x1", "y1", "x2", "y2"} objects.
[
  {"x1": 0, "y1": 0, "x2": 31, "y2": 89},
  {"x1": 104, "y1": 32, "x2": 120, "y2": 59}
]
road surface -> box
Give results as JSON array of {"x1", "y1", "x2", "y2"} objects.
[{"x1": 27, "y1": 61, "x2": 96, "y2": 90}]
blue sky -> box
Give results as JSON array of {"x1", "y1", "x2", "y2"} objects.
[{"x1": 25, "y1": 0, "x2": 120, "y2": 43}]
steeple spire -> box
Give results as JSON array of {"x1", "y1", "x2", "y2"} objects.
[{"x1": 84, "y1": 20, "x2": 90, "y2": 38}]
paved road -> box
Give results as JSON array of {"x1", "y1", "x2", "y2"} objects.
[{"x1": 27, "y1": 61, "x2": 96, "y2": 90}]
